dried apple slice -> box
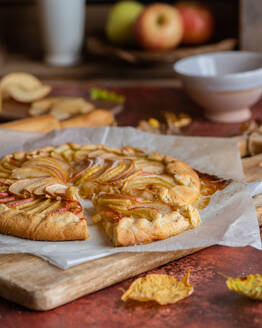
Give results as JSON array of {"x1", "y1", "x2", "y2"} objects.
[
  {"x1": 29, "y1": 97, "x2": 62, "y2": 116},
  {"x1": 6, "y1": 84, "x2": 51, "y2": 103},
  {"x1": 0, "y1": 73, "x2": 42, "y2": 100},
  {"x1": 50, "y1": 98, "x2": 94, "y2": 120}
]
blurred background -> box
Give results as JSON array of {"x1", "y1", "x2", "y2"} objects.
[{"x1": 0, "y1": 0, "x2": 257, "y2": 81}]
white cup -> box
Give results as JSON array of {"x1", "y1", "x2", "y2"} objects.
[{"x1": 37, "y1": 0, "x2": 85, "y2": 66}]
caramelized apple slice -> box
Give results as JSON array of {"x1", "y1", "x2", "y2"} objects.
[
  {"x1": 12, "y1": 166, "x2": 58, "y2": 180},
  {"x1": 0, "y1": 165, "x2": 12, "y2": 174},
  {"x1": 122, "y1": 174, "x2": 175, "y2": 191},
  {"x1": 24, "y1": 157, "x2": 70, "y2": 182},
  {"x1": 30, "y1": 156, "x2": 71, "y2": 173},
  {"x1": 94, "y1": 197, "x2": 132, "y2": 211},
  {"x1": 0, "y1": 172, "x2": 10, "y2": 178},
  {"x1": 1, "y1": 161, "x2": 19, "y2": 171},
  {"x1": 33, "y1": 180, "x2": 59, "y2": 196},
  {"x1": 26, "y1": 199, "x2": 52, "y2": 214},
  {"x1": 72, "y1": 158, "x2": 105, "y2": 185},
  {"x1": 96, "y1": 159, "x2": 135, "y2": 184},
  {"x1": 8, "y1": 197, "x2": 36, "y2": 209},
  {"x1": 134, "y1": 159, "x2": 164, "y2": 174},
  {"x1": 93, "y1": 209, "x2": 122, "y2": 224},
  {"x1": 61, "y1": 149, "x2": 74, "y2": 162},
  {"x1": 9, "y1": 177, "x2": 47, "y2": 196},
  {"x1": 39, "y1": 200, "x2": 62, "y2": 215},
  {"x1": 0, "y1": 196, "x2": 16, "y2": 203},
  {"x1": 45, "y1": 184, "x2": 68, "y2": 197},
  {"x1": 0, "y1": 192, "x2": 9, "y2": 197},
  {"x1": 24, "y1": 177, "x2": 55, "y2": 194},
  {"x1": 123, "y1": 206, "x2": 160, "y2": 220},
  {"x1": 73, "y1": 150, "x2": 92, "y2": 162}
]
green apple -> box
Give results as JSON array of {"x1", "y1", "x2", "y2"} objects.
[{"x1": 106, "y1": 1, "x2": 144, "y2": 45}]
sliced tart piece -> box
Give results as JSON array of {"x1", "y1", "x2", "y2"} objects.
[
  {"x1": 0, "y1": 197, "x2": 87, "y2": 241},
  {"x1": 92, "y1": 193, "x2": 201, "y2": 246}
]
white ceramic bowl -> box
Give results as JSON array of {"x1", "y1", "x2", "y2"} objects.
[{"x1": 174, "y1": 51, "x2": 262, "y2": 123}]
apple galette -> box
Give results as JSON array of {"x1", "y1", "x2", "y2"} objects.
[{"x1": 0, "y1": 143, "x2": 226, "y2": 246}]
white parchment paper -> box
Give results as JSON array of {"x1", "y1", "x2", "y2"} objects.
[{"x1": 0, "y1": 127, "x2": 260, "y2": 269}]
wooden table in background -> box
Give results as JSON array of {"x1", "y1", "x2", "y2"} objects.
[{"x1": 0, "y1": 83, "x2": 261, "y2": 328}]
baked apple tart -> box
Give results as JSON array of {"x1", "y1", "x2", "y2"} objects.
[{"x1": 0, "y1": 143, "x2": 224, "y2": 246}]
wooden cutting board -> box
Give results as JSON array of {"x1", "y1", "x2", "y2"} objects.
[{"x1": 0, "y1": 156, "x2": 261, "y2": 311}]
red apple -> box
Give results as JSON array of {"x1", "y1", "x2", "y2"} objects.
[
  {"x1": 175, "y1": 1, "x2": 214, "y2": 44},
  {"x1": 134, "y1": 3, "x2": 184, "y2": 51}
]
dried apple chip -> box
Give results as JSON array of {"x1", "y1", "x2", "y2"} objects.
[
  {"x1": 121, "y1": 270, "x2": 193, "y2": 305},
  {"x1": 226, "y1": 274, "x2": 262, "y2": 301}
]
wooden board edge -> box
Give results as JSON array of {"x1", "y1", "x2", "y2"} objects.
[{"x1": 0, "y1": 248, "x2": 204, "y2": 311}]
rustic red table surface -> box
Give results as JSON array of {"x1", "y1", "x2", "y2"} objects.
[{"x1": 0, "y1": 85, "x2": 262, "y2": 328}]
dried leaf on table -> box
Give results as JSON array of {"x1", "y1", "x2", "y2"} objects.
[
  {"x1": 90, "y1": 88, "x2": 125, "y2": 103},
  {"x1": 248, "y1": 132, "x2": 262, "y2": 156},
  {"x1": 226, "y1": 274, "x2": 262, "y2": 300},
  {"x1": 163, "y1": 111, "x2": 191, "y2": 129},
  {"x1": 240, "y1": 120, "x2": 259, "y2": 134},
  {"x1": 29, "y1": 97, "x2": 94, "y2": 120},
  {"x1": 137, "y1": 112, "x2": 192, "y2": 136},
  {"x1": 137, "y1": 120, "x2": 162, "y2": 134},
  {"x1": 121, "y1": 270, "x2": 193, "y2": 305},
  {"x1": 235, "y1": 119, "x2": 262, "y2": 157}
]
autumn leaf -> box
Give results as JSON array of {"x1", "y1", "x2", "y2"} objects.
[
  {"x1": 226, "y1": 274, "x2": 262, "y2": 301},
  {"x1": 121, "y1": 270, "x2": 193, "y2": 305}
]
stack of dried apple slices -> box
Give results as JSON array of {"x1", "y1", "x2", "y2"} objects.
[{"x1": 0, "y1": 143, "x2": 208, "y2": 246}]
